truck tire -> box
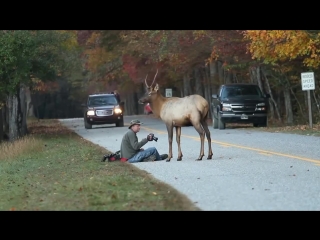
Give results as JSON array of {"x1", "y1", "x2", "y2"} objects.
[
  {"x1": 260, "y1": 117, "x2": 268, "y2": 127},
  {"x1": 213, "y1": 117, "x2": 218, "y2": 129},
  {"x1": 116, "y1": 119, "x2": 124, "y2": 127},
  {"x1": 218, "y1": 113, "x2": 225, "y2": 130},
  {"x1": 84, "y1": 119, "x2": 92, "y2": 129}
]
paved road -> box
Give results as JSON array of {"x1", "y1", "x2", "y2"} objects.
[{"x1": 59, "y1": 115, "x2": 320, "y2": 210}]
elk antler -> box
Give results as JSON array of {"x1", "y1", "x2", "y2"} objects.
[
  {"x1": 150, "y1": 69, "x2": 158, "y2": 87},
  {"x1": 144, "y1": 74, "x2": 149, "y2": 88}
]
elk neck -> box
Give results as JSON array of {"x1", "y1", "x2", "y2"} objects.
[{"x1": 150, "y1": 93, "x2": 167, "y2": 117}]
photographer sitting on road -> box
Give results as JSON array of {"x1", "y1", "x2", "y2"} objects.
[{"x1": 120, "y1": 119, "x2": 168, "y2": 163}]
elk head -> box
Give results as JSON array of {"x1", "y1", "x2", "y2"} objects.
[{"x1": 138, "y1": 69, "x2": 159, "y2": 104}]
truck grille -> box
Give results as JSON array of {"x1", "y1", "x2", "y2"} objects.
[
  {"x1": 231, "y1": 104, "x2": 256, "y2": 113},
  {"x1": 96, "y1": 109, "x2": 113, "y2": 116}
]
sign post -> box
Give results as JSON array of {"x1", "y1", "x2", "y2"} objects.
[
  {"x1": 301, "y1": 72, "x2": 315, "y2": 128},
  {"x1": 165, "y1": 88, "x2": 172, "y2": 98}
]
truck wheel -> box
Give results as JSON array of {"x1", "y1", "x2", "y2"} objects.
[
  {"x1": 84, "y1": 119, "x2": 92, "y2": 129},
  {"x1": 218, "y1": 114, "x2": 225, "y2": 130},
  {"x1": 116, "y1": 119, "x2": 124, "y2": 127},
  {"x1": 260, "y1": 117, "x2": 268, "y2": 127},
  {"x1": 212, "y1": 117, "x2": 218, "y2": 129}
]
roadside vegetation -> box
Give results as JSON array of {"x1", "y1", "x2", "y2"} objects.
[
  {"x1": 253, "y1": 123, "x2": 320, "y2": 136},
  {"x1": 0, "y1": 118, "x2": 200, "y2": 211},
  {"x1": 223, "y1": 121, "x2": 320, "y2": 137}
]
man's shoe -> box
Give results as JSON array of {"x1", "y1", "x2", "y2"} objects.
[
  {"x1": 142, "y1": 154, "x2": 156, "y2": 162},
  {"x1": 160, "y1": 154, "x2": 168, "y2": 160}
]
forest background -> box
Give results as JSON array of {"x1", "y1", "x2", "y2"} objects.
[{"x1": 1, "y1": 30, "x2": 320, "y2": 141}]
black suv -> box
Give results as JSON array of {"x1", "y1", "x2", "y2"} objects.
[
  {"x1": 82, "y1": 93, "x2": 124, "y2": 129},
  {"x1": 211, "y1": 83, "x2": 270, "y2": 129}
]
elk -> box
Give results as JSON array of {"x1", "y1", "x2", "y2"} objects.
[{"x1": 138, "y1": 70, "x2": 213, "y2": 162}]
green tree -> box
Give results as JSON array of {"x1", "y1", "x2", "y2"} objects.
[{"x1": 0, "y1": 30, "x2": 81, "y2": 141}]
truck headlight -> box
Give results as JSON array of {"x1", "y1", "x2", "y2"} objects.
[
  {"x1": 256, "y1": 103, "x2": 266, "y2": 111},
  {"x1": 222, "y1": 103, "x2": 232, "y2": 111},
  {"x1": 114, "y1": 107, "x2": 122, "y2": 114},
  {"x1": 87, "y1": 110, "x2": 95, "y2": 116},
  {"x1": 256, "y1": 103, "x2": 265, "y2": 106}
]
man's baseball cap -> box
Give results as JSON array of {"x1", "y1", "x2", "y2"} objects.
[{"x1": 128, "y1": 119, "x2": 143, "y2": 129}]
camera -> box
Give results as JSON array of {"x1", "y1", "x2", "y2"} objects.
[{"x1": 149, "y1": 133, "x2": 158, "y2": 142}]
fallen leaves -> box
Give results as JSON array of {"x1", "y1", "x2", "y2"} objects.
[{"x1": 259, "y1": 123, "x2": 320, "y2": 136}]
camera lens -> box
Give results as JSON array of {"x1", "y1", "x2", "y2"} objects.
[{"x1": 153, "y1": 136, "x2": 158, "y2": 142}]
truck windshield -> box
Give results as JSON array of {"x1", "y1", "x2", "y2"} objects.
[
  {"x1": 222, "y1": 85, "x2": 263, "y2": 98},
  {"x1": 88, "y1": 96, "x2": 118, "y2": 106}
]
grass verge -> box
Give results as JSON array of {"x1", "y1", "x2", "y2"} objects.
[{"x1": 0, "y1": 119, "x2": 200, "y2": 211}]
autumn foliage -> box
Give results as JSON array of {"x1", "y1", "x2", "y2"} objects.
[{"x1": 243, "y1": 30, "x2": 320, "y2": 68}]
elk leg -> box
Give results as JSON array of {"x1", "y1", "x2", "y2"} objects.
[
  {"x1": 166, "y1": 124, "x2": 174, "y2": 162},
  {"x1": 191, "y1": 121, "x2": 205, "y2": 161},
  {"x1": 201, "y1": 119, "x2": 213, "y2": 159},
  {"x1": 175, "y1": 126, "x2": 183, "y2": 161}
]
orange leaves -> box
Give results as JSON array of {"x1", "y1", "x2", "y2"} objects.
[{"x1": 243, "y1": 30, "x2": 320, "y2": 68}]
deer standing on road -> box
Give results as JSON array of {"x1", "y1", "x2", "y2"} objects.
[{"x1": 138, "y1": 70, "x2": 213, "y2": 162}]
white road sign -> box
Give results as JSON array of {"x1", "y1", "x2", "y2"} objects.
[
  {"x1": 165, "y1": 88, "x2": 172, "y2": 97},
  {"x1": 301, "y1": 72, "x2": 315, "y2": 91}
]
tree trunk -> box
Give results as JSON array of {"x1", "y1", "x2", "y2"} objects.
[
  {"x1": 261, "y1": 68, "x2": 281, "y2": 121},
  {"x1": 7, "y1": 92, "x2": 19, "y2": 141},
  {"x1": 6, "y1": 85, "x2": 29, "y2": 141},
  {"x1": 250, "y1": 67, "x2": 254, "y2": 83},
  {"x1": 225, "y1": 70, "x2": 233, "y2": 84},
  {"x1": 183, "y1": 72, "x2": 191, "y2": 96},
  {"x1": 4, "y1": 103, "x2": 9, "y2": 134},
  {"x1": 0, "y1": 108, "x2": 3, "y2": 142},
  {"x1": 250, "y1": 66, "x2": 263, "y2": 90},
  {"x1": 20, "y1": 84, "x2": 28, "y2": 136},
  {"x1": 209, "y1": 60, "x2": 219, "y2": 94},
  {"x1": 256, "y1": 66, "x2": 263, "y2": 91},
  {"x1": 290, "y1": 88, "x2": 307, "y2": 122},
  {"x1": 26, "y1": 87, "x2": 34, "y2": 117},
  {"x1": 217, "y1": 61, "x2": 224, "y2": 85},
  {"x1": 202, "y1": 66, "x2": 212, "y2": 119},
  {"x1": 312, "y1": 90, "x2": 320, "y2": 119},
  {"x1": 32, "y1": 92, "x2": 39, "y2": 119},
  {"x1": 194, "y1": 68, "x2": 203, "y2": 96},
  {"x1": 125, "y1": 92, "x2": 135, "y2": 116},
  {"x1": 284, "y1": 87, "x2": 293, "y2": 125}
]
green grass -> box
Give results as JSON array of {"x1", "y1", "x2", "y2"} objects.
[{"x1": 0, "y1": 119, "x2": 200, "y2": 211}]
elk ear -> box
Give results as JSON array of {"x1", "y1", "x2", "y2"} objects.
[{"x1": 154, "y1": 84, "x2": 159, "y2": 92}]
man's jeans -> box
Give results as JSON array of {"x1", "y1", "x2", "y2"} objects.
[{"x1": 128, "y1": 147, "x2": 161, "y2": 163}]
